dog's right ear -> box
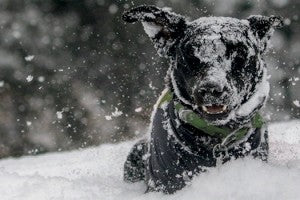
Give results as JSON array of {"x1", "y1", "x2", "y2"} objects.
[
  {"x1": 122, "y1": 5, "x2": 187, "y2": 58},
  {"x1": 247, "y1": 15, "x2": 284, "y2": 53}
]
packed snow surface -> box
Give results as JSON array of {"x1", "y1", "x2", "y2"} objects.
[{"x1": 0, "y1": 121, "x2": 300, "y2": 200}]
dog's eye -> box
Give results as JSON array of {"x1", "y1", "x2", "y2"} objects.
[
  {"x1": 231, "y1": 54, "x2": 247, "y2": 77},
  {"x1": 181, "y1": 44, "x2": 201, "y2": 67},
  {"x1": 231, "y1": 54, "x2": 258, "y2": 81},
  {"x1": 225, "y1": 42, "x2": 248, "y2": 59},
  {"x1": 234, "y1": 55, "x2": 247, "y2": 66},
  {"x1": 231, "y1": 45, "x2": 248, "y2": 72},
  {"x1": 183, "y1": 54, "x2": 206, "y2": 76}
]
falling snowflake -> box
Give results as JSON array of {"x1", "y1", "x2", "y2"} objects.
[
  {"x1": 105, "y1": 115, "x2": 112, "y2": 120},
  {"x1": 26, "y1": 75, "x2": 34, "y2": 82},
  {"x1": 111, "y1": 107, "x2": 123, "y2": 117},
  {"x1": 38, "y1": 76, "x2": 45, "y2": 82},
  {"x1": 25, "y1": 55, "x2": 35, "y2": 61},
  {"x1": 149, "y1": 81, "x2": 157, "y2": 90},
  {"x1": 293, "y1": 100, "x2": 300, "y2": 107},
  {"x1": 104, "y1": 107, "x2": 123, "y2": 120},
  {"x1": 135, "y1": 107, "x2": 143, "y2": 112},
  {"x1": 108, "y1": 4, "x2": 118, "y2": 14},
  {"x1": 56, "y1": 111, "x2": 63, "y2": 119}
]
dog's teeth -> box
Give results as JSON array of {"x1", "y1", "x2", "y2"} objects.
[
  {"x1": 222, "y1": 105, "x2": 227, "y2": 111},
  {"x1": 202, "y1": 105, "x2": 227, "y2": 114}
]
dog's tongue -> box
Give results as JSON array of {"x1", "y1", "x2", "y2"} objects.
[{"x1": 203, "y1": 105, "x2": 227, "y2": 114}]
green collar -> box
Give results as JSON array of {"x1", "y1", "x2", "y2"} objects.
[{"x1": 158, "y1": 89, "x2": 264, "y2": 143}]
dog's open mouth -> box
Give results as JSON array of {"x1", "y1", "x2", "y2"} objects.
[{"x1": 201, "y1": 104, "x2": 228, "y2": 114}]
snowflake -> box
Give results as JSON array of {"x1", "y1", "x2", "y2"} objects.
[
  {"x1": 25, "y1": 55, "x2": 35, "y2": 61},
  {"x1": 293, "y1": 100, "x2": 300, "y2": 107},
  {"x1": 26, "y1": 75, "x2": 34, "y2": 82}
]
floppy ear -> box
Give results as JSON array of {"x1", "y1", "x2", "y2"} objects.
[
  {"x1": 122, "y1": 5, "x2": 187, "y2": 58},
  {"x1": 247, "y1": 15, "x2": 284, "y2": 52}
]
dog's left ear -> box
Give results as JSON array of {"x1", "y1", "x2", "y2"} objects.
[
  {"x1": 247, "y1": 15, "x2": 284, "y2": 52},
  {"x1": 122, "y1": 5, "x2": 187, "y2": 58}
]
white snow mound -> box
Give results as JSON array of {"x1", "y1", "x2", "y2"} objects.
[{"x1": 0, "y1": 121, "x2": 300, "y2": 200}]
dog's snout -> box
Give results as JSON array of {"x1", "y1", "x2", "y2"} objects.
[
  {"x1": 197, "y1": 82, "x2": 224, "y2": 97},
  {"x1": 193, "y1": 81, "x2": 230, "y2": 106}
]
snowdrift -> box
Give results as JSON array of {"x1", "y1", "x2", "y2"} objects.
[{"x1": 0, "y1": 121, "x2": 300, "y2": 200}]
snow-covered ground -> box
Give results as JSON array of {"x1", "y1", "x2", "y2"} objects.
[{"x1": 0, "y1": 121, "x2": 300, "y2": 200}]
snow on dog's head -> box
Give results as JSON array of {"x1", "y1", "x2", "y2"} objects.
[{"x1": 123, "y1": 5, "x2": 283, "y2": 126}]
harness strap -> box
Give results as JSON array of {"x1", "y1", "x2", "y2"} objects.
[{"x1": 158, "y1": 89, "x2": 264, "y2": 142}]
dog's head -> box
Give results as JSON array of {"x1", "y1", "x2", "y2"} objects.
[{"x1": 123, "y1": 5, "x2": 283, "y2": 125}]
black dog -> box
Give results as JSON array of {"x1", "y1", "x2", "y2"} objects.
[{"x1": 122, "y1": 5, "x2": 283, "y2": 194}]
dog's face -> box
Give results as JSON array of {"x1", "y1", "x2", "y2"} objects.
[
  {"x1": 173, "y1": 18, "x2": 265, "y2": 123},
  {"x1": 123, "y1": 6, "x2": 283, "y2": 125}
]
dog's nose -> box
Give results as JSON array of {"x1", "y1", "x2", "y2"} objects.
[{"x1": 197, "y1": 82, "x2": 224, "y2": 98}]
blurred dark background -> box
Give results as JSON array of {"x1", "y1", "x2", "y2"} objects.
[{"x1": 0, "y1": 0, "x2": 298, "y2": 158}]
